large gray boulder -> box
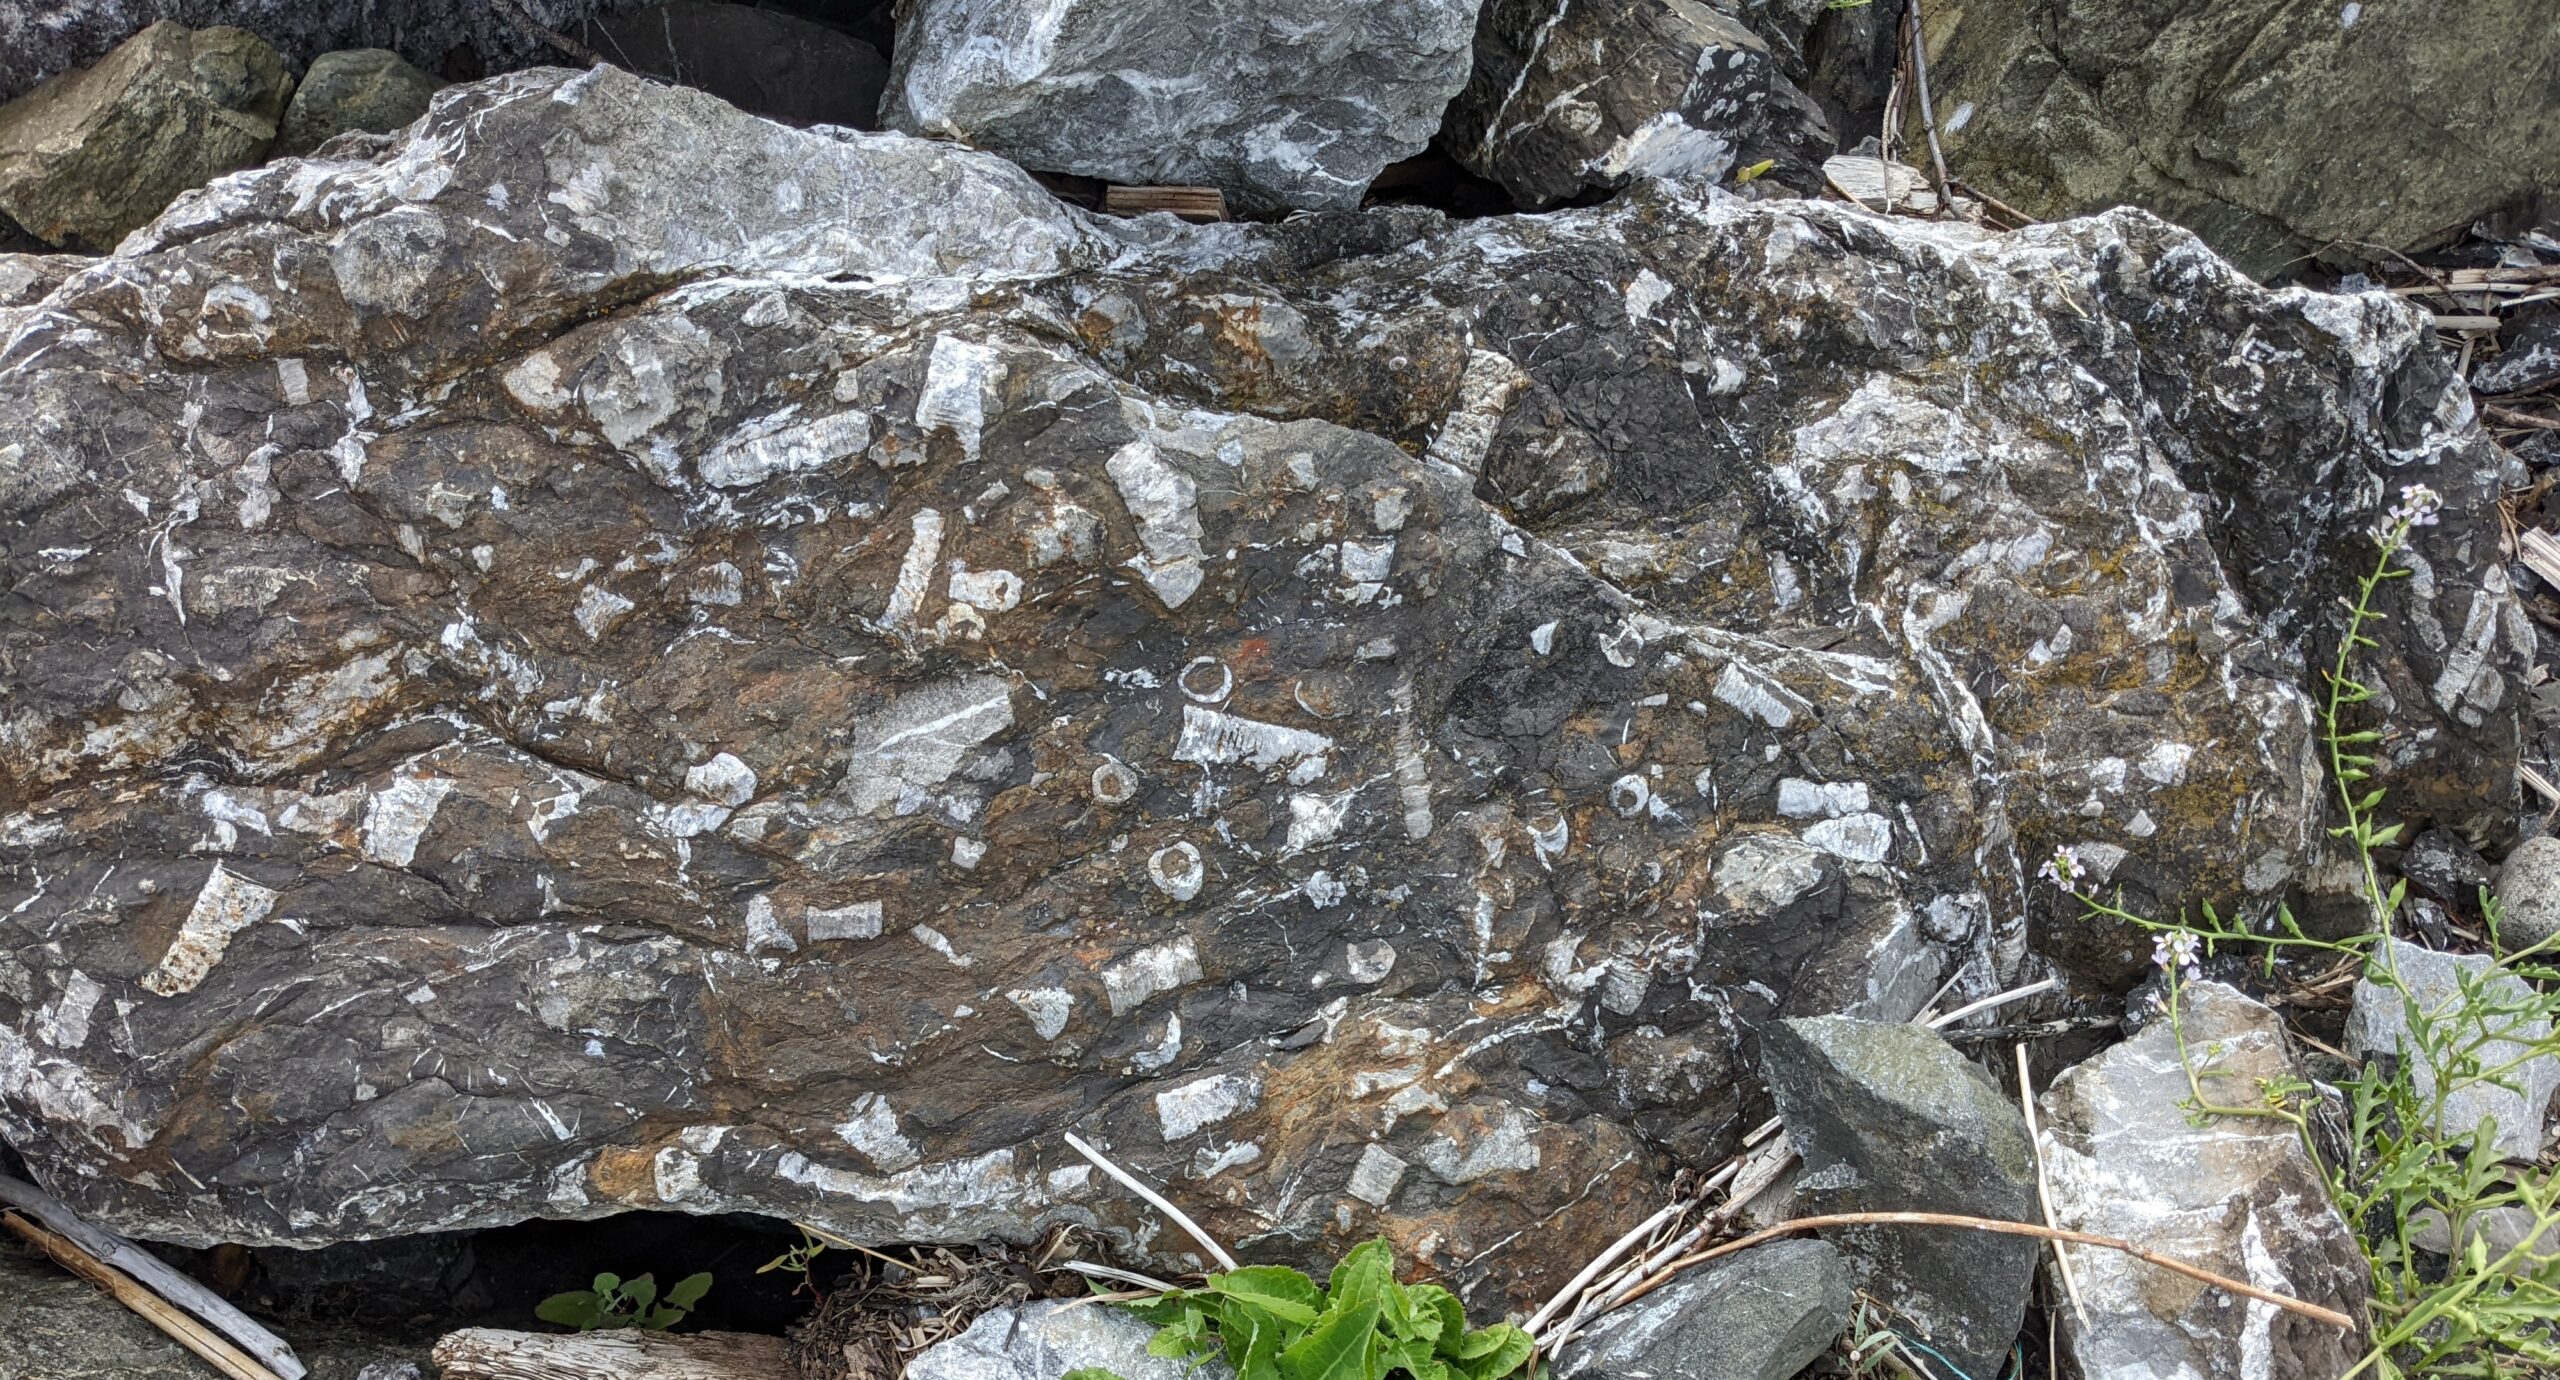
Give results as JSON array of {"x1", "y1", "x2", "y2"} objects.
[
  {"x1": 2039, "y1": 982, "x2": 2369, "y2": 1380},
  {"x1": 883, "y1": 0, "x2": 1485, "y2": 212},
  {"x1": 1440, "y1": 0, "x2": 1830, "y2": 208},
  {"x1": 276, "y1": 49, "x2": 444, "y2": 157},
  {"x1": 1553, "y1": 1238, "x2": 1850, "y2": 1380},
  {"x1": 0, "y1": 21, "x2": 294, "y2": 250},
  {"x1": 0, "y1": 65, "x2": 2525, "y2": 1314},
  {"x1": 1760, "y1": 1016, "x2": 2037, "y2": 1380},
  {"x1": 1918, "y1": 0, "x2": 2560, "y2": 277}
]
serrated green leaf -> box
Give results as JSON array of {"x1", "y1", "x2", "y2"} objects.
[
  {"x1": 1279, "y1": 1298, "x2": 1381, "y2": 1380},
  {"x1": 1327, "y1": 1239, "x2": 1397, "y2": 1314},
  {"x1": 1211, "y1": 1266, "x2": 1325, "y2": 1327},
  {"x1": 1219, "y1": 1297, "x2": 1288, "y2": 1380},
  {"x1": 1407, "y1": 1284, "x2": 1464, "y2": 1350},
  {"x1": 1454, "y1": 1325, "x2": 1533, "y2": 1379}
]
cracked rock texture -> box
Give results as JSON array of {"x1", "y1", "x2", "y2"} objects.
[
  {"x1": 883, "y1": 0, "x2": 1485, "y2": 213},
  {"x1": 2039, "y1": 981, "x2": 2368, "y2": 1380},
  {"x1": 276, "y1": 49, "x2": 445, "y2": 158},
  {"x1": 0, "y1": 66, "x2": 2524, "y2": 1308},
  {"x1": 1918, "y1": 0, "x2": 2560, "y2": 278},
  {"x1": 1441, "y1": 0, "x2": 1831, "y2": 209}
]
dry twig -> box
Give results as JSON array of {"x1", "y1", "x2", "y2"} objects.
[
  {"x1": 1064, "y1": 1131, "x2": 1239, "y2": 1271},
  {"x1": 2014, "y1": 1043, "x2": 2089, "y2": 1328}
]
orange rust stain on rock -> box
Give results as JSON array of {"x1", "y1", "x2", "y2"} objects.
[{"x1": 587, "y1": 1144, "x2": 661, "y2": 1204}]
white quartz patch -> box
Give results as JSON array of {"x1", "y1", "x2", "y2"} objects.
[
  {"x1": 361, "y1": 775, "x2": 454, "y2": 867},
  {"x1": 1173, "y1": 705, "x2": 1334, "y2": 773},
  {"x1": 1155, "y1": 1071, "x2": 1258, "y2": 1141},
  {"x1": 1105, "y1": 440, "x2": 1206, "y2": 608},
  {"x1": 684, "y1": 752, "x2": 758, "y2": 805},
  {"x1": 915, "y1": 335, "x2": 1005, "y2": 465},
  {"x1": 1007, "y1": 986, "x2": 1074, "y2": 1040},
  {"x1": 840, "y1": 674, "x2": 1015, "y2": 816},
  {"x1": 836, "y1": 1092, "x2": 920, "y2": 1171},
  {"x1": 1777, "y1": 779, "x2": 1871, "y2": 819},
  {"x1": 698, "y1": 407, "x2": 871, "y2": 487},
  {"x1": 141, "y1": 865, "x2": 281, "y2": 996},
  {"x1": 1347, "y1": 1142, "x2": 1408, "y2": 1205},
  {"x1": 806, "y1": 900, "x2": 886, "y2": 942},
  {"x1": 1103, "y1": 937, "x2": 1203, "y2": 1015}
]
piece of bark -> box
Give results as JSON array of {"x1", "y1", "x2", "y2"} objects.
[
  {"x1": 432, "y1": 1327, "x2": 792, "y2": 1380},
  {"x1": 1103, "y1": 185, "x2": 1228, "y2": 222},
  {"x1": 3, "y1": 1212, "x2": 283, "y2": 1380},
  {"x1": 0, "y1": 1173, "x2": 308, "y2": 1380}
]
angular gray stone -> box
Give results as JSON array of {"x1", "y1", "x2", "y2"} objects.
[
  {"x1": 0, "y1": 0, "x2": 647, "y2": 105},
  {"x1": 2495, "y1": 834, "x2": 2560, "y2": 953},
  {"x1": 1440, "y1": 0, "x2": 1828, "y2": 209},
  {"x1": 906, "y1": 1300, "x2": 1233, "y2": 1380},
  {"x1": 1919, "y1": 0, "x2": 2560, "y2": 278},
  {"x1": 1552, "y1": 1238, "x2": 1850, "y2": 1380},
  {"x1": 2039, "y1": 981, "x2": 2369, "y2": 1380},
  {"x1": 1760, "y1": 1016, "x2": 2036, "y2": 1380},
  {"x1": 883, "y1": 0, "x2": 1485, "y2": 212},
  {"x1": 277, "y1": 49, "x2": 445, "y2": 157},
  {"x1": 0, "y1": 21, "x2": 294, "y2": 250},
  {"x1": 578, "y1": 2, "x2": 889, "y2": 131},
  {"x1": 2347, "y1": 939, "x2": 2560, "y2": 1161},
  {"x1": 0, "y1": 65, "x2": 2527, "y2": 1318}
]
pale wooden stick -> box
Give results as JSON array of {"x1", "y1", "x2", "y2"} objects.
[
  {"x1": 1064, "y1": 1131, "x2": 1239, "y2": 1272},
  {"x1": 1061, "y1": 1259, "x2": 1185, "y2": 1292},
  {"x1": 1615, "y1": 1210, "x2": 2357, "y2": 1329},
  {"x1": 0, "y1": 1174, "x2": 307, "y2": 1379},
  {"x1": 1523, "y1": 1199, "x2": 1684, "y2": 1333},
  {"x1": 1927, "y1": 976, "x2": 2059, "y2": 1030},
  {"x1": 5, "y1": 1212, "x2": 283, "y2": 1380},
  {"x1": 2015, "y1": 1043, "x2": 2090, "y2": 1328}
]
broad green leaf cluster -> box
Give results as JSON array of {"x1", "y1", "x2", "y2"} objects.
[
  {"x1": 534, "y1": 1270, "x2": 714, "y2": 1332},
  {"x1": 1070, "y1": 1240, "x2": 1533, "y2": 1380}
]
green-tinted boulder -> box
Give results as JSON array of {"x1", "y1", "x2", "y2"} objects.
[
  {"x1": 1918, "y1": 0, "x2": 2560, "y2": 277},
  {"x1": 0, "y1": 21, "x2": 293, "y2": 251},
  {"x1": 277, "y1": 49, "x2": 444, "y2": 157}
]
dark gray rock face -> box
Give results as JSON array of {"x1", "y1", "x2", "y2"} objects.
[
  {"x1": 2347, "y1": 940, "x2": 2560, "y2": 1161},
  {"x1": 0, "y1": 66, "x2": 2524, "y2": 1311},
  {"x1": 1553, "y1": 1238, "x2": 1850, "y2": 1380},
  {"x1": 1920, "y1": 0, "x2": 2560, "y2": 278},
  {"x1": 0, "y1": 0, "x2": 644, "y2": 105},
  {"x1": 2038, "y1": 982, "x2": 2369, "y2": 1380},
  {"x1": 579, "y1": 2, "x2": 888, "y2": 130},
  {"x1": 0, "y1": 21, "x2": 294, "y2": 250},
  {"x1": 1760, "y1": 1016, "x2": 2036, "y2": 1380},
  {"x1": 277, "y1": 49, "x2": 445, "y2": 157},
  {"x1": 1441, "y1": 0, "x2": 1827, "y2": 208},
  {"x1": 883, "y1": 0, "x2": 1484, "y2": 212}
]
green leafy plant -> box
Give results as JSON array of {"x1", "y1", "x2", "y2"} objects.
[
  {"x1": 534, "y1": 1271, "x2": 714, "y2": 1332},
  {"x1": 1072, "y1": 1240, "x2": 1533, "y2": 1380},
  {"x1": 758, "y1": 1225, "x2": 834, "y2": 1299},
  {"x1": 2046, "y1": 482, "x2": 2560, "y2": 1376}
]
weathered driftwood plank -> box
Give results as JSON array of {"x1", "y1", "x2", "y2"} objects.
[
  {"x1": 431, "y1": 1327, "x2": 792, "y2": 1380},
  {"x1": 1102, "y1": 184, "x2": 1228, "y2": 222}
]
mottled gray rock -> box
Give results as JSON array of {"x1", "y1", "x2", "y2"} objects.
[
  {"x1": 2494, "y1": 835, "x2": 2560, "y2": 952},
  {"x1": 883, "y1": 0, "x2": 1484, "y2": 212},
  {"x1": 2478, "y1": 303, "x2": 2560, "y2": 397},
  {"x1": 579, "y1": 2, "x2": 889, "y2": 130},
  {"x1": 2039, "y1": 981, "x2": 2369, "y2": 1380},
  {"x1": 1760, "y1": 1016, "x2": 2035, "y2": 1380},
  {"x1": 1552, "y1": 1238, "x2": 1849, "y2": 1380},
  {"x1": 0, "y1": 65, "x2": 2526, "y2": 1315},
  {"x1": 907, "y1": 1301, "x2": 1232, "y2": 1380},
  {"x1": 1919, "y1": 0, "x2": 2560, "y2": 278},
  {"x1": 277, "y1": 50, "x2": 444, "y2": 157},
  {"x1": 0, "y1": 0, "x2": 645, "y2": 105},
  {"x1": 2403, "y1": 825, "x2": 2494, "y2": 912},
  {"x1": 0, "y1": 21, "x2": 293, "y2": 250},
  {"x1": 2348, "y1": 940, "x2": 2560, "y2": 1160},
  {"x1": 1441, "y1": 0, "x2": 1829, "y2": 208}
]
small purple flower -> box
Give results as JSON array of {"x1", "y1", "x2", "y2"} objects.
[
  {"x1": 2038, "y1": 845, "x2": 2086, "y2": 890},
  {"x1": 2152, "y1": 930, "x2": 2203, "y2": 979},
  {"x1": 2380, "y1": 483, "x2": 2443, "y2": 534}
]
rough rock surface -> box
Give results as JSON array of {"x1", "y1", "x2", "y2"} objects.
[
  {"x1": 579, "y1": 2, "x2": 889, "y2": 131},
  {"x1": 0, "y1": 0, "x2": 645, "y2": 105},
  {"x1": 0, "y1": 66, "x2": 2526, "y2": 1307},
  {"x1": 2495, "y1": 834, "x2": 2560, "y2": 952},
  {"x1": 1440, "y1": 0, "x2": 1824, "y2": 209},
  {"x1": 2039, "y1": 981, "x2": 2368, "y2": 1380},
  {"x1": 0, "y1": 21, "x2": 294, "y2": 250},
  {"x1": 2347, "y1": 940, "x2": 2560, "y2": 1161},
  {"x1": 883, "y1": 0, "x2": 1484, "y2": 212},
  {"x1": 1918, "y1": 0, "x2": 2560, "y2": 278},
  {"x1": 1760, "y1": 1016, "x2": 2035, "y2": 1380},
  {"x1": 1551, "y1": 1238, "x2": 1849, "y2": 1380},
  {"x1": 277, "y1": 49, "x2": 445, "y2": 157},
  {"x1": 907, "y1": 1300, "x2": 1232, "y2": 1380},
  {"x1": 0, "y1": 1239, "x2": 428, "y2": 1380}
]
